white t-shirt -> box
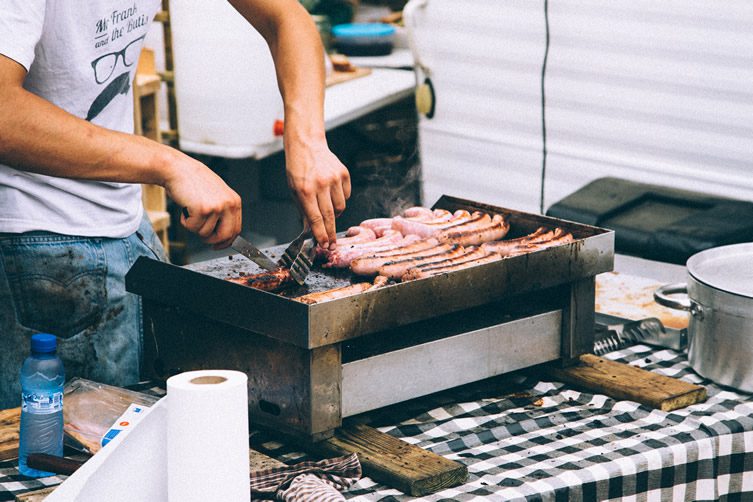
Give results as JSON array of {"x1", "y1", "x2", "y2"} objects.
[{"x1": 0, "y1": 0, "x2": 161, "y2": 237}]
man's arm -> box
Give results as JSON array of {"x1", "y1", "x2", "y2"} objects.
[
  {"x1": 228, "y1": 0, "x2": 351, "y2": 250},
  {"x1": 0, "y1": 55, "x2": 241, "y2": 248}
]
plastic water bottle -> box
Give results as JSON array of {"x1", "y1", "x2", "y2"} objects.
[{"x1": 18, "y1": 333, "x2": 65, "y2": 477}]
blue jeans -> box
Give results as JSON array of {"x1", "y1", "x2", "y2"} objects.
[{"x1": 0, "y1": 215, "x2": 167, "y2": 409}]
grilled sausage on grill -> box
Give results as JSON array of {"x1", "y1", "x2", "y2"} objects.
[
  {"x1": 226, "y1": 268, "x2": 295, "y2": 292},
  {"x1": 295, "y1": 275, "x2": 390, "y2": 304},
  {"x1": 350, "y1": 238, "x2": 444, "y2": 276},
  {"x1": 402, "y1": 252, "x2": 502, "y2": 281},
  {"x1": 481, "y1": 227, "x2": 568, "y2": 256},
  {"x1": 324, "y1": 232, "x2": 421, "y2": 268},
  {"x1": 437, "y1": 214, "x2": 509, "y2": 246},
  {"x1": 391, "y1": 210, "x2": 474, "y2": 238},
  {"x1": 378, "y1": 244, "x2": 467, "y2": 279}
]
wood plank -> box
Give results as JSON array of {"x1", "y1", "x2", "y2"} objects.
[
  {"x1": 0, "y1": 407, "x2": 20, "y2": 461},
  {"x1": 15, "y1": 486, "x2": 55, "y2": 502},
  {"x1": 316, "y1": 423, "x2": 467, "y2": 497},
  {"x1": 547, "y1": 353, "x2": 707, "y2": 412},
  {"x1": 249, "y1": 448, "x2": 285, "y2": 471}
]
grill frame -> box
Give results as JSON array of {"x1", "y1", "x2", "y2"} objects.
[
  {"x1": 127, "y1": 196, "x2": 614, "y2": 348},
  {"x1": 126, "y1": 195, "x2": 615, "y2": 439}
]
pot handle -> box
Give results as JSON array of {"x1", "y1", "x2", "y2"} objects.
[{"x1": 654, "y1": 283, "x2": 692, "y2": 311}]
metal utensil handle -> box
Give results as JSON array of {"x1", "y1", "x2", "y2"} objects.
[{"x1": 654, "y1": 283, "x2": 692, "y2": 311}]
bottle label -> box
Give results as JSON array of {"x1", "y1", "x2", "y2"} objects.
[{"x1": 21, "y1": 391, "x2": 63, "y2": 414}]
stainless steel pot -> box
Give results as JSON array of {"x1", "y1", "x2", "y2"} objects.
[{"x1": 655, "y1": 243, "x2": 753, "y2": 392}]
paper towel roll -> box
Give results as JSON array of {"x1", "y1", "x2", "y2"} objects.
[{"x1": 167, "y1": 370, "x2": 249, "y2": 502}]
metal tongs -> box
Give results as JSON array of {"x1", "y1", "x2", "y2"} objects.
[
  {"x1": 593, "y1": 312, "x2": 687, "y2": 356},
  {"x1": 231, "y1": 225, "x2": 315, "y2": 286},
  {"x1": 277, "y1": 226, "x2": 315, "y2": 285}
]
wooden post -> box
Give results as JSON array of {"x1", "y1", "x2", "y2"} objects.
[{"x1": 134, "y1": 49, "x2": 171, "y2": 256}]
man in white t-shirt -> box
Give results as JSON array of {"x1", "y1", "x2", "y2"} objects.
[{"x1": 0, "y1": 0, "x2": 351, "y2": 408}]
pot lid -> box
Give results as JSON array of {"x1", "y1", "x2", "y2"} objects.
[{"x1": 687, "y1": 243, "x2": 753, "y2": 298}]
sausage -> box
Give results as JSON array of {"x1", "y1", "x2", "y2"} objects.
[
  {"x1": 438, "y1": 214, "x2": 509, "y2": 246},
  {"x1": 324, "y1": 233, "x2": 421, "y2": 268},
  {"x1": 506, "y1": 232, "x2": 575, "y2": 256},
  {"x1": 315, "y1": 226, "x2": 377, "y2": 260},
  {"x1": 355, "y1": 242, "x2": 454, "y2": 277},
  {"x1": 370, "y1": 275, "x2": 390, "y2": 289},
  {"x1": 359, "y1": 218, "x2": 395, "y2": 237},
  {"x1": 402, "y1": 207, "x2": 454, "y2": 222},
  {"x1": 402, "y1": 206, "x2": 435, "y2": 220},
  {"x1": 402, "y1": 253, "x2": 502, "y2": 281},
  {"x1": 323, "y1": 230, "x2": 405, "y2": 267},
  {"x1": 295, "y1": 275, "x2": 390, "y2": 304},
  {"x1": 378, "y1": 244, "x2": 466, "y2": 280},
  {"x1": 357, "y1": 208, "x2": 455, "y2": 238},
  {"x1": 478, "y1": 227, "x2": 548, "y2": 254},
  {"x1": 481, "y1": 227, "x2": 562, "y2": 256},
  {"x1": 350, "y1": 238, "x2": 442, "y2": 276},
  {"x1": 401, "y1": 247, "x2": 488, "y2": 281},
  {"x1": 391, "y1": 210, "x2": 476, "y2": 238},
  {"x1": 226, "y1": 268, "x2": 295, "y2": 292},
  {"x1": 295, "y1": 282, "x2": 373, "y2": 304}
]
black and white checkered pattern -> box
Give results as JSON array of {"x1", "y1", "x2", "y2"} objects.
[
  {"x1": 255, "y1": 346, "x2": 753, "y2": 501},
  {"x1": 4, "y1": 347, "x2": 753, "y2": 501}
]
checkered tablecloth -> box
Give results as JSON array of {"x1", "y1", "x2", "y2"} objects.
[{"x1": 3, "y1": 346, "x2": 753, "y2": 501}]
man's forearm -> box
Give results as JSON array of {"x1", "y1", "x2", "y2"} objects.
[
  {"x1": 228, "y1": 0, "x2": 326, "y2": 141},
  {"x1": 0, "y1": 81, "x2": 176, "y2": 186},
  {"x1": 0, "y1": 55, "x2": 242, "y2": 246},
  {"x1": 226, "y1": 0, "x2": 350, "y2": 248}
]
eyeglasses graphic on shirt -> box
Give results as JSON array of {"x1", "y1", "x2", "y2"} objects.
[{"x1": 91, "y1": 35, "x2": 146, "y2": 85}]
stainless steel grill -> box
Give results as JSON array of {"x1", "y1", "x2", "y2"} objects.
[{"x1": 126, "y1": 196, "x2": 614, "y2": 440}]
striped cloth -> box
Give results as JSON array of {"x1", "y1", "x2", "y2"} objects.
[{"x1": 250, "y1": 453, "x2": 361, "y2": 501}]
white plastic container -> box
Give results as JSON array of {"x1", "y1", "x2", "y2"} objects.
[{"x1": 169, "y1": 0, "x2": 283, "y2": 158}]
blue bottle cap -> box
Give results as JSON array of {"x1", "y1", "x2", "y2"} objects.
[{"x1": 31, "y1": 333, "x2": 57, "y2": 353}]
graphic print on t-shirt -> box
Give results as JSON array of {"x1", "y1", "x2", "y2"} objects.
[{"x1": 86, "y1": 4, "x2": 149, "y2": 121}]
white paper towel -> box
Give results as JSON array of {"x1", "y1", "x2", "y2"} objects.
[
  {"x1": 44, "y1": 399, "x2": 169, "y2": 502},
  {"x1": 167, "y1": 370, "x2": 250, "y2": 502}
]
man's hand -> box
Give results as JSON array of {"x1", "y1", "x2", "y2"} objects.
[
  {"x1": 161, "y1": 152, "x2": 242, "y2": 250},
  {"x1": 285, "y1": 139, "x2": 351, "y2": 249}
]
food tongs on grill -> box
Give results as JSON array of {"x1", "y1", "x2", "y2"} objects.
[
  {"x1": 276, "y1": 226, "x2": 315, "y2": 285},
  {"x1": 231, "y1": 225, "x2": 315, "y2": 286}
]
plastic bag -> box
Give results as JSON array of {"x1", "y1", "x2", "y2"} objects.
[{"x1": 63, "y1": 377, "x2": 160, "y2": 454}]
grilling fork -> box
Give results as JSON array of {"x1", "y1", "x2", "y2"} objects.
[{"x1": 278, "y1": 226, "x2": 314, "y2": 286}]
